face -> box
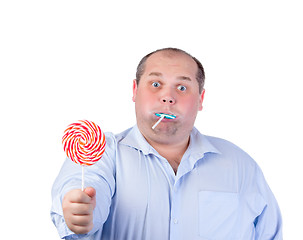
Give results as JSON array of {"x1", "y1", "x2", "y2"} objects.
[{"x1": 132, "y1": 51, "x2": 205, "y2": 146}]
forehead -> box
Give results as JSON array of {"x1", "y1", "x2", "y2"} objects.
[{"x1": 144, "y1": 51, "x2": 198, "y2": 76}]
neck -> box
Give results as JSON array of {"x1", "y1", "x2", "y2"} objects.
[{"x1": 147, "y1": 136, "x2": 190, "y2": 174}]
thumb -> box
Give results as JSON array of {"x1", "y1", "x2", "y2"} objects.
[{"x1": 84, "y1": 187, "x2": 96, "y2": 199}]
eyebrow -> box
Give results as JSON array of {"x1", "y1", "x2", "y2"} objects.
[
  {"x1": 148, "y1": 72, "x2": 192, "y2": 81},
  {"x1": 177, "y1": 76, "x2": 192, "y2": 81},
  {"x1": 148, "y1": 72, "x2": 162, "y2": 77}
]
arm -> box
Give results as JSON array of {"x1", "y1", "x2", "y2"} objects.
[
  {"x1": 51, "y1": 133, "x2": 116, "y2": 239},
  {"x1": 254, "y1": 165, "x2": 283, "y2": 240}
]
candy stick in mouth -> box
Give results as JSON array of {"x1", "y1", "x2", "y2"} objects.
[
  {"x1": 152, "y1": 115, "x2": 165, "y2": 129},
  {"x1": 152, "y1": 113, "x2": 176, "y2": 129}
]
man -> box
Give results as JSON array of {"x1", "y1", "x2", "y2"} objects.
[{"x1": 51, "y1": 48, "x2": 282, "y2": 239}]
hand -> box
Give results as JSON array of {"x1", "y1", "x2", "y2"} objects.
[{"x1": 62, "y1": 187, "x2": 96, "y2": 235}]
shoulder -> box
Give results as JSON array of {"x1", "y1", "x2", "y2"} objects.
[
  {"x1": 104, "y1": 127, "x2": 134, "y2": 146},
  {"x1": 104, "y1": 126, "x2": 138, "y2": 151},
  {"x1": 207, "y1": 135, "x2": 248, "y2": 156},
  {"x1": 195, "y1": 130, "x2": 268, "y2": 192},
  {"x1": 194, "y1": 128, "x2": 257, "y2": 169}
]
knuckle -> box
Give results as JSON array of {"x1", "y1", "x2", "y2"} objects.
[
  {"x1": 70, "y1": 214, "x2": 93, "y2": 227},
  {"x1": 62, "y1": 203, "x2": 71, "y2": 215},
  {"x1": 75, "y1": 225, "x2": 92, "y2": 235},
  {"x1": 69, "y1": 220, "x2": 93, "y2": 235},
  {"x1": 73, "y1": 193, "x2": 84, "y2": 203},
  {"x1": 63, "y1": 189, "x2": 83, "y2": 203},
  {"x1": 84, "y1": 203, "x2": 94, "y2": 214}
]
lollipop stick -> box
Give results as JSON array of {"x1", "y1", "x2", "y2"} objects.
[
  {"x1": 152, "y1": 115, "x2": 165, "y2": 129},
  {"x1": 82, "y1": 165, "x2": 85, "y2": 191}
]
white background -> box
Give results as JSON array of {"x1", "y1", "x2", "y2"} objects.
[{"x1": 1, "y1": 0, "x2": 302, "y2": 239}]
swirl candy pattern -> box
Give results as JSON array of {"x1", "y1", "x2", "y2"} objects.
[{"x1": 62, "y1": 120, "x2": 106, "y2": 166}]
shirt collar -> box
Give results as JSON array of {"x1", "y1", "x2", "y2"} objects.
[
  {"x1": 186, "y1": 127, "x2": 221, "y2": 159},
  {"x1": 119, "y1": 125, "x2": 154, "y2": 155}
]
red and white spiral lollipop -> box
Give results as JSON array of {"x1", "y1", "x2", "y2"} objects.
[{"x1": 62, "y1": 120, "x2": 106, "y2": 189}]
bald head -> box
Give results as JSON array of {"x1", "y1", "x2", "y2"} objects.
[{"x1": 136, "y1": 48, "x2": 205, "y2": 93}]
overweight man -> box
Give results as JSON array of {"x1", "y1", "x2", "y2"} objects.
[{"x1": 51, "y1": 48, "x2": 282, "y2": 239}]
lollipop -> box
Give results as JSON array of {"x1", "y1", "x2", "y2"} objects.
[
  {"x1": 62, "y1": 120, "x2": 106, "y2": 190},
  {"x1": 152, "y1": 113, "x2": 176, "y2": 129}
]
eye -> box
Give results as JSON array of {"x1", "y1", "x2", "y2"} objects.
[
  {"x1": 177, "y1": 85, "x2": 187, "y2": 91},
  {"x1": 152, "y1": 82, "x2": 161, "y2": 88}
]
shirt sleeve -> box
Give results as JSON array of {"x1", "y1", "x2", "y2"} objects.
[
  {"x1": 253, "y1": 164, "x2": 283, "y2": 240},
  {"x1": 50, "y1": 132, "x2": 117, "y2": 239}
]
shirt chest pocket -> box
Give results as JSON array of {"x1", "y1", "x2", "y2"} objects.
[{"x1": 198, "y1": 191, "x2": 240, "y2": 240}]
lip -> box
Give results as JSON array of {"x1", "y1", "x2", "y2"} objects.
[
  {"x1": 153, "y1": 112, "x2": 177, "y2": 120},
  {"x1": 158, "y1": 117, "x2": 176, "y2": 123}
]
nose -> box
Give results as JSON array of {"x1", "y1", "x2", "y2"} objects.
[{"x1": 161, "y1": 96, "x2": 175, "y2": 105}]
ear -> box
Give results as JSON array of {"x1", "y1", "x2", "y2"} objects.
[
  {"x1": 132, "y1": 79, "x2": 138, "y2": 102},
  {"x1": 198, "y1": 89, "x2": 205, "y2": 111}
]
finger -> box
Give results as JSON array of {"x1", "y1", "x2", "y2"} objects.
[
  {"x1": 68, "y1": 189, "x2": 93, "y2": 204},
  {"x1": 69, "y1": 202, "x2": 94, "y2": 215},
  {"x1": 84, "y1": 187, "x2": 96, "y2": 199},
  {"x1": 68, "y1": 222, "x2": 94, "y2": 235},
  {"x1": 70, "y1": 214, "x2": 93, "y2": 227}
]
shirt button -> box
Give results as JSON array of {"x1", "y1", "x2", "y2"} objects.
[{"x1": 173, "y1": 219, "x2": 178, "y2": 224}]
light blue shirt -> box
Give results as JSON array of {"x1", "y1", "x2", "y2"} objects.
[{"x1": 51, "y1": 125, "x2": 282, "y2": 240}]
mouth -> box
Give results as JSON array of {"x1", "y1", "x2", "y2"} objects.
[
  {"x1": 151, "y1": 112, "x2": 177, "y2": 130},
  {"x1": 155, "y1": 113, "x2": 176, "y2": 119}
]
